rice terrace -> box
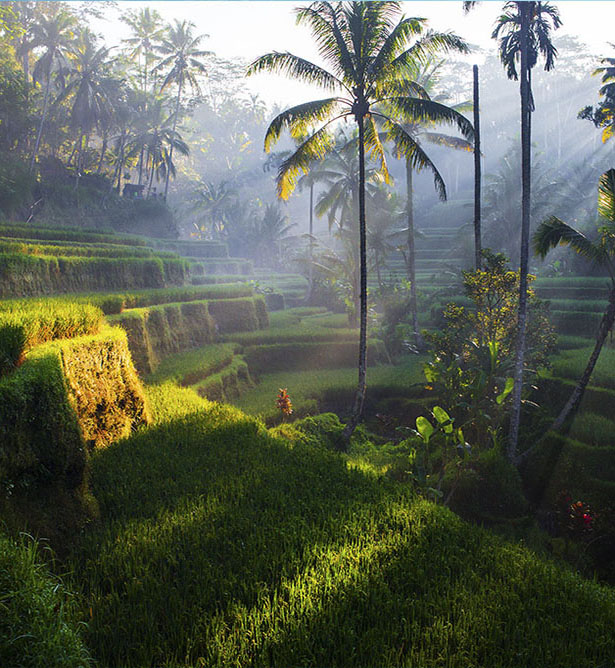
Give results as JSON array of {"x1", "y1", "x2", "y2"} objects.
[{"x1": 3, "y1": 1, "x2": 615, "y2": 666}]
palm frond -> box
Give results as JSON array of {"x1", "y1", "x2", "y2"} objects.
[
  {"x1": 422, "y1": 132, "x2": 473, "y2": 151},
  {"x1": 533, "y1": 216, "x2": 601, "y2": 262},
  {"x1": 364, "y1": 114, "x2": 390, "y2": 183},
  {"x1": 598, "y1": 168, "x2": 615, "y2": 222},
  {"x1": 379, "y1": 115, "x2": 446, "y2": 200},
  {"x1": 276, "y1": 117, "x2": 345, "y2": 200},
  {"x1": 263, "y1": 98, "x2": 342, "y2": 153},
  {"x1": 246, "y1": 52, "x2": 345, "y2": 92},
  {"x1": 385, "y1": 97, "x2": 474, "y2": 141},
  {"x1": 295, "y1": 3, "x2": 357, "y2": 84}
]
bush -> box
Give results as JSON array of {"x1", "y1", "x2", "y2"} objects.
[
  {"x1": 207, "y1": 297, "x2": 260, "y2": 334},
  {"x1": 0, "y1": 533, "x2": 91, "y2": 667},
  {"x1": 445, "y1": 448, "x2": 528, "y2": 523}
]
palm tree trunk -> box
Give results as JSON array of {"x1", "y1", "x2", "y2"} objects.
[
  {"x1": 30, "y1": 74, "x2": 52, "y2": 173},
  {"x1": 551, "y1": 287, "x2": 615, "y2": 432},
  {"x1": 147, "y1": 154, "x2": 155, "y2": 197},
  {"x1": 138, "y1": 146, "x2": 145, "y2": 185},
  {"x1": 473, "y1": 64, "x2": 482, "y2": 269},
  {"x1": 405, "y1": 160, "x2": 423, "y2": 350},
  {"x1": 306, "y1": 182, "x2": 314, "y2": 303},
  {"x1": 97, "y1": 131, "x2": 108, "y2": 174},
  {"x1": 164, "y1": 75, "x2": 183, "y2": 200},
  {"x1": 341, "y1": 113, "x2": 368, "y2": 447},
  {"x1": 507, "y1": 3, "x2": 532, "y2": 461}
]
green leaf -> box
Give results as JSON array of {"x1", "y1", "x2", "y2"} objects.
[
  {"x1": 456, "y1": 427, "x2": 464, "y2": 445},
  {"x1": 496, "y1": 377, "x2": 514, "y2": 405},
  {"x1": 432, "y1": 406, "x2": 450, "y2": 424},
  {"x1": 416, "y1": 416, "x2": 434, "y2": 443}
]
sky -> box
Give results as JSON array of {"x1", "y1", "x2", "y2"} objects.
[{"x1": 93, "y1": 1, "x2": 615, "y2": 106}]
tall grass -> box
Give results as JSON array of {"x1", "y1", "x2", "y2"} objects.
[
  {"x1": 0, "y1": 532, "x2": 91, "y2": 667},
  {"x1": 63, "y1": 386, "x2": 615, "y2": 667},
  {"x1": 0, "y1": 301, "x2": 103, "y2": 374}
]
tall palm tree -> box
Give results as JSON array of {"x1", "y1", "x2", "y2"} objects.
[
  {"x1": 131, "y1": 97, "x2": 189, "y2": 197},
  {"x1": 534, "y1": 169, "x2": 615, "y2": 433},
  {"x1": 489, "y1": 1, "x2": 561, "y2": 460},
  {"x1": 121, "y1": 7, "x2": 165, "y2": 95},
  {"x1": 29, "y1": 10, "x2": 75, "y2": 172},
  {"x1": 59, "y1": 30, "x2": 118, "y2": 185},
  {"x1": 248, "y1": 1, "x2": 473, "y2": 444},
  {"x1": 382, "y1": 59, "x2": 473, "y2": 350},
  {"x1": 154, "y1": 20, "x2": 211, "y2": 199}
]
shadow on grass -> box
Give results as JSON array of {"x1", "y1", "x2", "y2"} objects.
[{"x1": 68, "y1": 403, "x2": 615, "y2": 668}]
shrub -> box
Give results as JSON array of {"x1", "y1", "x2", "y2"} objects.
[
  {"x1": 445, "y1": 447, "x2": 528, "y2": 523},
  {"x1": 0, "y1": 533, "x2": 91, "y2": 667}
]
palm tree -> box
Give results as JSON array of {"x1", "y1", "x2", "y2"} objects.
[
  {"x1": 382, "y1": 59, "x2": 473, "y2": 350},
  {"x1": 133, "y1": 98, "x2": 189, "y2": 197},
  {"x1": 534, "y1": 169, "x2": 615, "y2": 433},
  {"x1": 248, "y1": 0, "x2": 473, "y2": 444},
  {"x1": 579, "y1": 45, "x2": 615, "y2": 145},
  {"x1": 59, "y1": 30, "x2": 118, "y2": 185},
  {"x1": 489, "y1": 1, "x2": 561, "y2": 460},
  {"x1": 29, "y1": 10, "x2": 75, "y2": 172},
  {"x1": 154, "y1": 20, "x2": 211, "y2": 199},
  {"x1": 121, "y1": 7, "x2": 164, "y2": 95}
]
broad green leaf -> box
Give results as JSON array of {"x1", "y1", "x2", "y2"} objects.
[
  {"x1": 416, "y1": 416, "x2": 434, "y2": 443},
  {"x1": 496, "y1": 377, "x2": 514, "y2": 405},
  {"x1": 432, "y1": 406, "x2": 450, "y2": 424}
]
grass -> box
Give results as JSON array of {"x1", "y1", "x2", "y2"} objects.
[
  {"x1": 235, "y1": 358, "x2": 426, "y2": 423},
  {"x1": 569, "y1": 411, "x2": 615, "y2": 447},
  {"x1": 59, "y1": 384, "x2": 615, "y2": 667},
  {"x1": 0, "y1": 300, "x2": 103, "y2": 374},
  {"x1": 0, "y1": 222, "x2": 146, "y2": 246},
  {"x1": 551, "y1": 344, "x2": 615, "y2": 390},
  {"x1": 0, "y1": 253, "x2": 185, "y2": 298},
  {"x1": 147, "y1": 343, "x2": 237, "y2": 387},
  {"x1": 0, "y1": 238, "x2": 168, "y2": 260},
  {"x1": 0, "y1": 532, "x2": 91, "y2": 667}
]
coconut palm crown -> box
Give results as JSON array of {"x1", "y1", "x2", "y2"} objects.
[{"x1": 248, "y1": 1, "x2": 474, "y2": 444}]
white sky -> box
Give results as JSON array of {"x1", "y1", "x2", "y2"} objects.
[{"x1": 94, "y1": 1, "x2": 615, "y2": 106}]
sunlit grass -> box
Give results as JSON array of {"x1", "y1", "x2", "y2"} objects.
[{"x1": 62, "y1": 383, "x2": 615, "y2": 667}]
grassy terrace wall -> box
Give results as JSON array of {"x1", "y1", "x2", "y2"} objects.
[
  {"x1": 151, "y1": 239, "x2": 229, "y2": 258},
  {"x1": 0, "y1": 326, "x2": 149, "y2": 488},
  {"x1": 189, "y1": 257, "x2": 254, "y2": 276},
  {"x1": 0, "y1": 223, "x2": 147, "y2": 246},
  {"x1": 0, "y1": 253, "x2": 188, "y2": 297},
  {"x1": 109, "y1": 296, "x2": 267, "y2": 375}
]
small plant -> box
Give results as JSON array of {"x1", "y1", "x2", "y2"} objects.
[
  {"x1": 556, "y1": 491, "x2": 596, "y2": 540},
  {"x1": 276, "y1": 388, "x2": 293, "y2": 416},
  {"x1": 393, "y1": 405, "x2": 471, "y2": 502}
]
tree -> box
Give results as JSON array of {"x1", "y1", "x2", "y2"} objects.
[
  {"x1": 121, "y1": 7, "x2": 164, "y2": 95},
  {"x1": 382, "y1": 58, "x2": 473, "y2": 350},
  {"x1": 59, "y1": 30, "x2": 118, "y2": 184},
  {"x1": 534, "y1": 169, "x2": 615, "y2": 432},
  {"x1": 248, "y1": 0, "x2": 473, "y2": 445},
  {"x1": 154, "y1": 19, "x2": 211, "y2": 199},
  {"x1": 29, "y1": 10, "x2": 75, "y2": 172},
  {"x1": 489, "y1": 1, "x2": 561, "y2": 460}
]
